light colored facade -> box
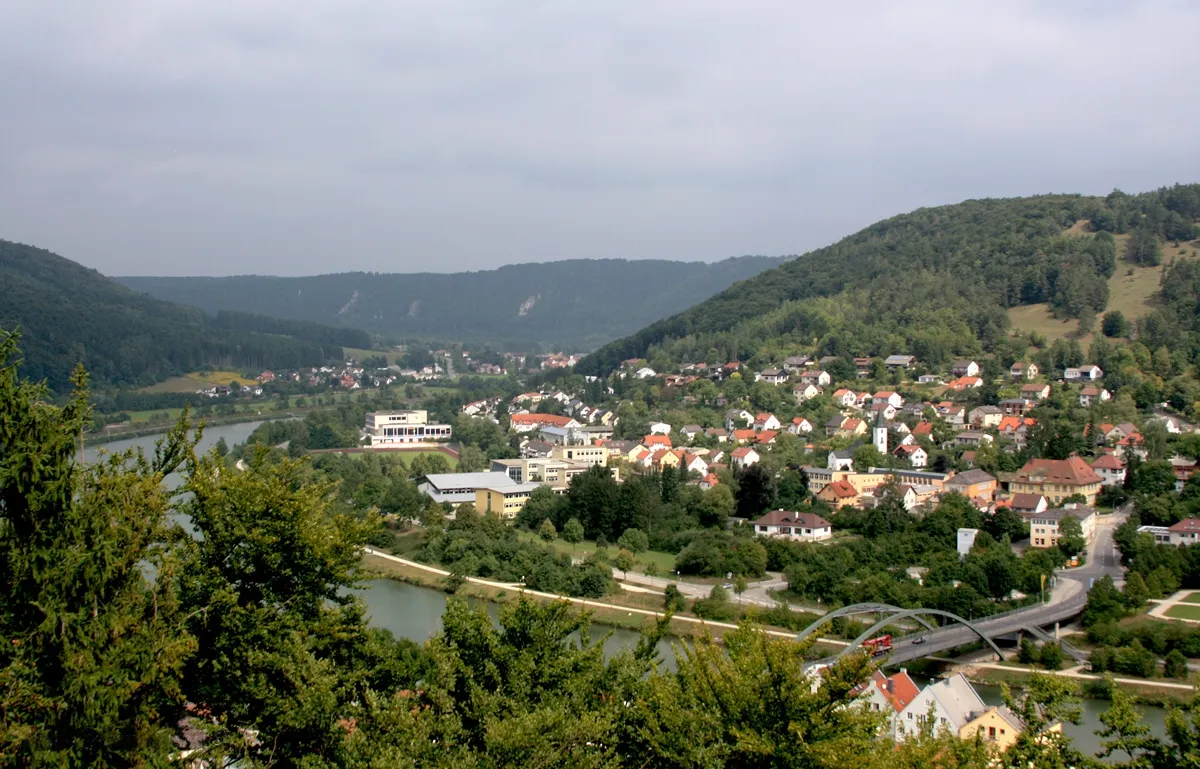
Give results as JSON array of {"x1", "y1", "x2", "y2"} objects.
[
  {"x1": 365, "y1": 410, "x2": 453, "y2": 445},
  {"x1": 475, "y1": 483, "x2": 542, "y2": 519},
  {"x1": 752, "y1": 510, "x2": 833, "y2": 542},
  {"x1": 896, "y1": 674, "x2": 986, "y2": 742},
  {"x1": 1009, "y1": 456, "x2": 1102, "y2": 506},
  {"x1": 1029, "y1": 505, "x2": 1097, "y2": 549},
  {"x1": 419, "y1": 472, "x2": 517, "y2": 505},
  {"x1": 552, "y1": 444, "x2": 609, "y2": 467},
  {"x1": 959, "y1": 706, "x2": 1029, "y2": 753}
]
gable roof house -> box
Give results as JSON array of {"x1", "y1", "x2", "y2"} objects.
[
  {"x1": 793, "y1": 383, "x2": 823, "y2": 403},
  {"x1": 817, "y1": 479, "x2": 860, "y2": 509},
  {"x1": 757, "y1": 368, "x2": 790, "y2": 385},
  {"x1": 896, "y1": 674, "x2": 987, "y2": 743},
  {"x1": 885, "y1": 354, "x2": 917, "y2": 370},
  {"x1": 751, "y1": 510, "x2": 833, "y2": 542},
  {"x1": 945, "y1": 469, "x2": 999, "y2": 502},
  {"x1": 730, "y1": 446, "x2": 760, "y2": 468},
  {"x1": 1079, "y1": 386, "x2": 1111, "y2": 407},
  {"x1": 783, "y1": 354, "x2": 813, "y2": 372},
  {"x1": 853, "y1": 670, "x2": 921, "y2": 738},
  {"x1": 1064, "y1": 364, "x2": 1103, "y2": 382},
  {"x1": 789, "y1": 416, "x2": 814, "y2": 434},
  {"x1": 951, "y1": 360, "x2": 980, "y2": 378},
  {"x1": 1010, "y1": 361, "x2": 1039, "y2": 380},
  {"x1": 828, "y1": 444, "x2": 859, "y2": 471},
  {"x1": 679, "y1": 424, "x2": 704, "y2": 441},
  {"x1": 724, "y1": 409, "x2": 754, "y2": 430},
  {"x1": 968, "y1": 405, "x2": 1003, "y2": 428},
  {"x1": 754, "y1": 412, "x2": 782, "y2": 431},
  {"x1": 832, "y1": 389, "x2": 860, "y2": 408},
  {"x1": 1020, "y1": 383, "x2": 1051, "y2": 401},
  {"x1": 873, "y1": 391, "x2": 903, "y2": 408},
  {"x1": 1010, "y1": 456, "x2": 1102, "y2": 505},
  {"x1": 1006, "y1": 493, "x2": 1048, "y2": 516},
  {"x1": 1090, "y1": 454, "x2": 1126, "y2": 487},
  {"x1": 894, "y1": 444, "x2": 928, "y2": 468},
  {"x1": 800, "y1": 369, "x2": 832, "y2": 387}
]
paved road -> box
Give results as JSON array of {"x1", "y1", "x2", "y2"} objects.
[{"x1": 616, "y1": 570, "x2": 795, "y2": 609}]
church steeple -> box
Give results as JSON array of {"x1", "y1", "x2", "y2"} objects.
[{"x1": 873, "y1": 409, "x2": 888, "y2": 455}]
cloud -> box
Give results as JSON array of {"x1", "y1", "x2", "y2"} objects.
[{"x1": 0, "y1": 0, "x2": 1197, "y2": 275}]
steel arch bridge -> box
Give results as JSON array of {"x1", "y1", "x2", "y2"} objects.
[
  {"x1": 794, "y1": 603, "x2": 938, "y2": 644},
  {"x1": 839, "y1": 608, "x2": 1006, "y2": 660}
]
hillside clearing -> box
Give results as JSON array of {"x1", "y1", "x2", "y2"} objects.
[
  {"x1": 1006, "y1": 235, "x2": 1199, "y2": 343},
  {"x1": 140, "y1": 370, "x2": 258, "y2": 393}
]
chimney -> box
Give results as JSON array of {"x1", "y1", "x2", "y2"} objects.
[
  {"x1": 944, "y1": 678, "x2": 952, "y2": 687},
  {"x1": 886, "y1": 678, "x2": 894, "y2": 694}
]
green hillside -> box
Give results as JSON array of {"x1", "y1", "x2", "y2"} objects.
[
  {"x1": 115, "y1": 256, "x2": 786, "y2": 349},
  {"x1": 0, "y1": 239, "x2": 361, "y2": 392},
  {"x1": 577, "y1": 185, "x2": 1200, "y2": 376}
]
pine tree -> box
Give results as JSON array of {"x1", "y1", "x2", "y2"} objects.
[{"x1": 0, "y1": 331, "x2": 196, "y2": 765}]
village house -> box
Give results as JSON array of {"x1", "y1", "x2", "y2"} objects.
[
  {"x1": 509, "y1": 413, "x2": 581, "y2": 434},
  {"x1": 871, "y1": 402, "x2": 898, "y2": 422},
  {"x1": 896, "y1": 674, "x2": 986, "y2": 743},
  {"x1": 1009, "y1": 361, "x2": 1039, "y2": 380},
  {"x1": 679, "y1": 424, "x2": 703, "y2": 441},
  {"x1": 648, "y1": 421, "x2": 672, "y2": 435},
  {"x1": 936, "y1": 403, "x2": 967, "y2": 425},
  {"x1": 817, "y1": 479, "x2": 860, "y2": 509},
  {"x1": 951, "y1": 360, "x2": 980, "y2": 378},
  {"x1": 732, "y1": 428, "x2": 757, "y2": 444},
  {"x1": 968, "y1": 405, "x2": 1003, "y2": 428},
  {"x1": 1089, "y1": 454, "x2": 1126, "y2": 486},
  {"x1": 832, "y1": 388, "x2": 860, "y2": 408},
  {"x1": 1064, "y1": 364, "x2": 1103, "y2": 382},
  {"x1": 854, "y1": 669, "x2": 921, "y2": 739},
  {"x1": 757, "y1": 368, "x2": 789, "y2": 385},
  {"x1": 751, "y1": 510, "x2": 833, "y2": 542},
  {"x1": 1078, "y1": 387, "x2": 1110, "y2": 407},
  {"x1": 1009, "y1": 456, "x2": 1102, "y2": 505},
  {"x1": 954, "y1": 431, "x2": 993, "y2": 448},
  {"x1": 917, "y1": 374, "x2": 943, "y2": 385},
  {"x1": 699, "y1": 473, "x2": 721, "y2": 490},
  {"x1": 705, "y1": 427, "x2": 730, "y2": 443},
  {"x1": 838, "y1": 417, "x2": 867, "y2": 438},
  {"x1": 789, "y1": 417, "x2": 814, "y2": 434},
  {"x1": 731, "y1": 446, "x2": 760, "y2": 468},
  {"x1": 828, "y1": 445, "x2": 858, "y2": 472},
  {"x1": 913, "y1": 421, "x2": 935, "y2": 439},
  {"x1": 724, "y1": 409, "x2": 754, "y2": 430},
  {"x1": 783, "y1": 354, "x2": 813, "y2": 372},
  {"x1": 1006, "y1": 493, "x2": 1048, "y2": 516},
  {"x1": 997, "y1": 416, "x2": 1036, "y2": 446},
  {"x1": 1167, "y1": 519, "x2": 1200, "y2": 546},
  {"x1": 885, "y1": 354, "x2": 917, "y2": 371},
  {"x1": 873, "y1": 390, "x2": 904, "y2": 408},
  {"x1": 754, "y1": 412, "x2": 782, "y2": 431},
  {"x1": 793, "y1": 383, "x2": 822, "y2": 403},
  {"x1": 800, "y1": 369, "x2": 833, "y2": 387},
  {"x1": 642, "y1": 434, "x2": 673, "y2": 450},
  {"x1": 754, "y1": 430, "x2": 779, "y2": 446},
  {"x1": 1020, "y1": 383, "x2": 1051, "y2": 401},
  {"x1": 1029, "y1": 504, "x2": 1098, "y2": 549},
  {"x1": 944, "y1": 469, "x2": 999, "y2": 502},
  {"x1": 894, "y1": 444, "x2": 928, "y2": 468},
  {"x1": 680, "y1": 452, "x2": 709, "y2": 476},
  {"x1": 1173, "y1": 457, "x2": 1199, "y2": 492},
  {"x1": 1000, "y1": 398, "x2": 1034, "y2": 417},
  {"x1": 1155, "y1": 414, "x2": 1196, "y2": 434}
]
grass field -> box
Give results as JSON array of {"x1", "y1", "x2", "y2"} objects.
[
  {"x1": 1165, "y1": 604, "x2": 1200, "y2": 621},
  {"x1": 518, "y1": 532, "x2": 677, "y2": 573},
  {"x1": 325, "y1": 448, "x2": 459, "y2": 469},
  {"x1": 1006, "y1": 234, "x2": 1199, "y2": 343},
  {"x1": 140, "y1": 370, "x2": 258, "y2": 394},
  {"x1": 1179, "y1": 592, "x2": 1200, "y2": 605},
  {"x1": 343, "y1": 347, "x2": 405, "y2": 365}
]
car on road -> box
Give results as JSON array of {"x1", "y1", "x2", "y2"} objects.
[{"x1": 911, "y1": 636, "x2": 926, "y2": 645}]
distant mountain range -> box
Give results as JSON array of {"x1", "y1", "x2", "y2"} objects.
[
  {"x1": 0, "y1": 239, "x2": 367, "y2": 392},
  {"x1": 115, "y1": 257, "x2": 788, "y2": 349}
]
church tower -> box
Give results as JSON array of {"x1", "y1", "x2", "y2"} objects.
[{"x1": 873, "y1": 409, "x2": 888, "y2": 456}]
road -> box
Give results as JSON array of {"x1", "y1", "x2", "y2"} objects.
[
  {"x1": 878, "y1": 509, "x2": 1127, "y2": 665},
  {"x1": 616, "y1": 570, "x2": 794, "y2": 609}
]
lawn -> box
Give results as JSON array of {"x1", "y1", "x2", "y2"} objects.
[
  {"x1": 517, "y1": 532, "x2": 677, "y2": 574},
  {"x1": 1006, "y1": 234, "x2": 1198, "y2": 344},
  {"x1": 1178, "y1": 592, "x2": 1200, "y2": 605},
  {"x1": 1165, "y1": 604, "x2": 1200, "y2": 621},
  {"x1": 327, "y1": 448, "x2": 458, "y2": 469}
]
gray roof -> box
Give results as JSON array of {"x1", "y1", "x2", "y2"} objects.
[
  {"x1": 422, "y1": 472, "x2": 517, "y2": 490},
  {"x1": 926, "y1": 674, "x2": 987, "y2": 730},
  {"x1": 946, "y1": 469, "x2": 997, "y2": 486}
]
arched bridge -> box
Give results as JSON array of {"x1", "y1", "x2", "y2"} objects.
[{"x1": 800, "y1": 593, "x2": 1090, "y2": 664}]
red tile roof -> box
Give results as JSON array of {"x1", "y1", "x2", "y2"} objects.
[
  {"x1": 1169, "y1": 519, "x2": 1200, "y2": 533},
  {"x1": 1090, "y1": 454, "x2": 1125, "y2": 470},
  {"x1": 1014, "y1": 456, "x2": 1102, "y2": 486},
  {"x1": 823, "y1": 480, "x2": 858, "y2": 499},
  {"x1": 510, "y1": 413, "x2": 575, "y2": 427}
]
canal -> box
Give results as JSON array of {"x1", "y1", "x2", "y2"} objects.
[{"x1": 91, "y1": 422, "x2": 1172, "y2": 759}]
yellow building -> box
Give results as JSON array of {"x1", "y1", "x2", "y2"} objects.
[
  {"x1": 552, "y1": 444, "x2": 609, "y2": 467},
  {"x1": 475, "y1": 483, "x2": 541, "y2": 520},
  {"x1": 1009, "y1": 456, "x2": 1102, "y2": 506},
  {"x1": 960, "y1": 705, "x2": 1045, "y2": 753}
]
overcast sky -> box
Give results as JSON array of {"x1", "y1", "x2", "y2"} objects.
[{"x1": 2, "y1": 1, "x2": 1198, "y2": 277}]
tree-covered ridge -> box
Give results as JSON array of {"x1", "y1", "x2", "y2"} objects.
[
  {"x1": 0, "y1": 239, "x2": 355, "y2": 391},
  {"x1": 115, "y1": 255, "x2": 787, "y2": 349},
  {"x1": 578, "y1": 185, "x2": 1200, "y2": 375}
]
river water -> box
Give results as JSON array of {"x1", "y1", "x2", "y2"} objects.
[{"x1": 90, "y1": 422, "x2": 1171, "y2": 760}]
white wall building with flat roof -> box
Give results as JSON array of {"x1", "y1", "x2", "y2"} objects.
[
  {"x1": 418, "y1": 472, "x2": 516, "y2": 505},
  {"x1": 365, "y1": 410, "x2": 452, "y2": 445}
]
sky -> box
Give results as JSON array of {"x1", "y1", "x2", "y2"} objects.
[{"x1": 1, "y1": 1, "x2": 1198, "y2": 277}]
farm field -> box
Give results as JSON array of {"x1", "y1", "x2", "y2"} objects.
[{"x1": 140, "y1": 370, "x2": 258, "y2": 394}]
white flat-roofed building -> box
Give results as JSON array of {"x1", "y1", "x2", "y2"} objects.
[{"x1": 365, "y1": 410, "x2": 452, "y2": 445}]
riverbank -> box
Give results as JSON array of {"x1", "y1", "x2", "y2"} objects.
[
  {"x1": 360, "y1": 548, "x2": 849, "y2": 653},
  {"x1": 86, "y1": 411, "x2": 293, "y2": 446},
  {"x1": 933, "y1": 657, "x2": 1197, "y2": 704}
]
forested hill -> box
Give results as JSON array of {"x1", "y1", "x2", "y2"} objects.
[
  {"x1": 0, "y1": 239, "x2": 363, "y2": 392},
  {"x1": 116, "y1": 256, "x2": 786, "y2": 349},
  {"x1": 577, "y1": 185, "x2": 1200, "y2": 376}
]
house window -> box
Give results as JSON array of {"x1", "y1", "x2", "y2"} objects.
[
  {"x1": 989, "y1": 727, "x2": 996, "y2": 739},
  {"x1": 999, "y1": 729, "x2": 1006, "y2": 736},
  {"x1": 908, "y1": 713, "x2": 913, "y2": 720}
]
